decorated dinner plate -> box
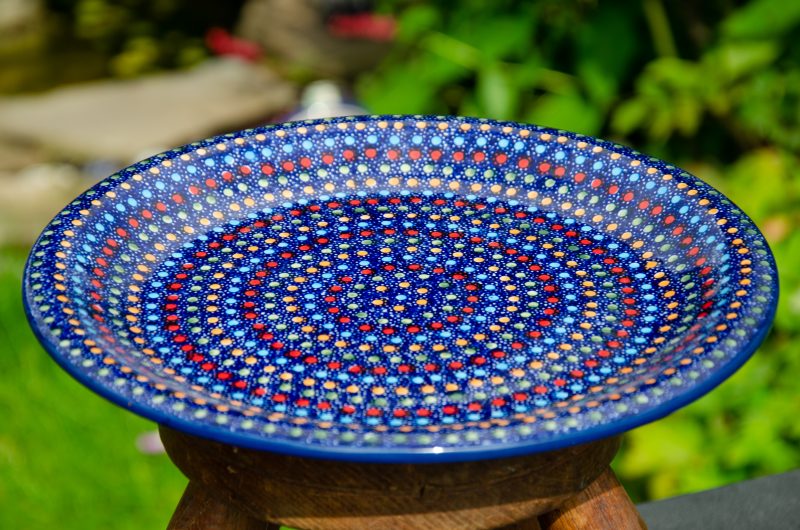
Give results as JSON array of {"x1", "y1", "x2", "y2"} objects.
[{"x1": 23, "y1": 115, "x2": 777, "y2": 462}]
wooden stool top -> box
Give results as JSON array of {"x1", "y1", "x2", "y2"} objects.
[{"x1": 162, "y1": 427, "x2": 645, "y2": 530}]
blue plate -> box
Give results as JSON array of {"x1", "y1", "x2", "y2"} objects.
[{"x1": 23, "y1": 116, "x2": 778, "y2": 462}]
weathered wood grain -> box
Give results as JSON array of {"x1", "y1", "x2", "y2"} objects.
[
  {"x1": 167, "y1": 480, "x2": 266, "y2": 530},
  {"x1": 538, "y1": 467, "x2": 647, "y2": 530},
  {"x1": 160, "y1": 426, "x2": 623, "y2": 529}
]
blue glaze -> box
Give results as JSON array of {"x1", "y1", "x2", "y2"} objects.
[{"x1": 23, "y1": 116, "x2": 777, "y2": 463}]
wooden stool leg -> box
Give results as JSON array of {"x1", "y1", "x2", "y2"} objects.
[
  {"x1": 167, "y1": 481, "x2": 268, "y2": 530},
  {"x1": 538, "y1": 468, "x2": 647, "y2": 530},
  {"x1": 498, "y1": 517, "x2": 542, "y2": 529}
]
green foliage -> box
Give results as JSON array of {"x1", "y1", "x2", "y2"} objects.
[
  {"x1": 361, "y1": 0, "x2": 800, "y2": 502},
  {"x1": 0, "y1": 248, "x2": 186, "y2": 529},
  {"x1": 67, "y1": 0, "x2": 221, "y2": 77},
  {"x1": 41, "y1": 0, "x2": 245, "y2": 79},
  {"x1": 362, "y1": 0, "x2": 647, "y2": 136}
]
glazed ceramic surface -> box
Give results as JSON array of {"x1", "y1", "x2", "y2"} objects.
[{"x1": 23, "y1": 116, "x2": 777, "y2": 462}]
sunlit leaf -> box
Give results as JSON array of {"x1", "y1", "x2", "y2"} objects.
[
  {"x1": 673, "y1": 95, "x2": 703, "y2": 136},
  {"x1": 476, "y1": 63, "x2": 518, "y2": 120},
  {"x1": 525, "y1": 91, "x2": 602, "y2": 135},
  {"x1": 612, "y1": 99, "x2": 649, "y2": 135},
  {"x1": 618, "y1": 419, "x2": 706, "y2": 478},
  {"x1": 396, "y1": 4, "x2": 441, "y2": 43},
  {"x1": 704, "y1": 41, "x2": 779, "y2": 82},
  {"x1": 578, "y1": 61, "x2": 618, "y2": 109},
  {"x1": 722, "y1": 0, "x2": 800, "y2": 39},
  {"x1": 455, "y1": 14, "x2": 535, "y2": 60},
  {"x1": 359, "y1": 67, "x2": 439, "y2": 115},
  {"x1": 422, "y1": 32, "x2": 481, "y2": 70}
]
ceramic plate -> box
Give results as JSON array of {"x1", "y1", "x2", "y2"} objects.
[{"x1": 23, "y1": 116, "x2": 778, "y2": 462}]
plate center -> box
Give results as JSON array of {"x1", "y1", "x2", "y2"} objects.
[{"x1": 139, "y1": 191, "x2": 690, "y2": 426}]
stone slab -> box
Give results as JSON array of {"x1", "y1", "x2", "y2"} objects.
[
  {"x1": 638, "y1": 469, "x2": 800, "y2": 529},
  {"x1": 0, "y1": 58, "x2": 295, "y2": 162}
]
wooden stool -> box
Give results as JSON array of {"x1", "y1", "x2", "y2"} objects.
[{"x1": 161, "y1": 426, "x2": 646, "y2": 530}]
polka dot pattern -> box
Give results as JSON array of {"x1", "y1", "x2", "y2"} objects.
[{"x1": 23, "y1": 116, "x2": 777, "y2": 462}]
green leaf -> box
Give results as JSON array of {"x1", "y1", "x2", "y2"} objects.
[
  {"x1": 770, "y1": 231, "x2": 800, "y2": 332},
  {"x1": 454, "y1": 14, "x2": 535, "y2": 61},
  {"x1": 704, "y1": 42, "x2": 779, "y2": 83},
  {"x1": 575, "y1": 3, "x2": 640, "y2": 87},
  {"x1": 422, "y1": 32, "x2": 481, "y2": 70},
  {"x1": 647, "y1": 57, "x2": 704, "y2": 92},
  {"x1": 722, "y1": 148, "x2": 792, "y2": 220},
  {"x1": 525, "y1": 91, "x2": 602, "y2": 135},
  {"x1": 476, "y1": 63, "x2": 518, "y2": 120},
  {"x1": 618, "y1": 419, "x2": 705, "y2": 478},
  {"x1": 672, "y1": 95, "x2": 703, "y2": 136},
  {"x1": 396, "y1": 4, "x2": 441, "y2": 43},
  {"x1": 358, "y1": 66, "x2": 438, "y2": 115},
  {"x1": 722, "y1": 0, "x2": 800, "y2": 39},
  {"x1": 612, "y1": 99, "x2": 649, "y2": 135},
  {"x1": 578, "y1": 61, "x2": 618, "y2": 109}
]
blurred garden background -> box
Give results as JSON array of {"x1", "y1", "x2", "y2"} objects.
[{"x1": 1, "y1": 0, "x2": 798, "y2": 528}]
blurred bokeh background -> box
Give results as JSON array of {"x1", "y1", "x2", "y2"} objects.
[{"x1": 1, "y1": 0, "x2": 798, "y2": 528}]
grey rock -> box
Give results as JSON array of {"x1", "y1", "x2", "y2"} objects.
[
  {"x1": 0, "y1": 0, "x2": 41, "y2": 35},
  {"x1": 0, "y1": 138, "x2": 46, "y2": 172},
  {"x1": 0, "y1": 58, "x2": 295, "y2": 162},
  {"x1": 0, "y1": 163, "x2": 86, "y2": 245},
  {"x1": 638, "y1": 469, "x2": 800, "y2": 529}
]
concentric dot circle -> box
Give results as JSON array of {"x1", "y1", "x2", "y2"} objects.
[
  {"x1": 23, "y1": 115, "x2": 777, "y2": 461},
  {"x1": 148, "y1": 192, "x2": 676, "y2": 429}
]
